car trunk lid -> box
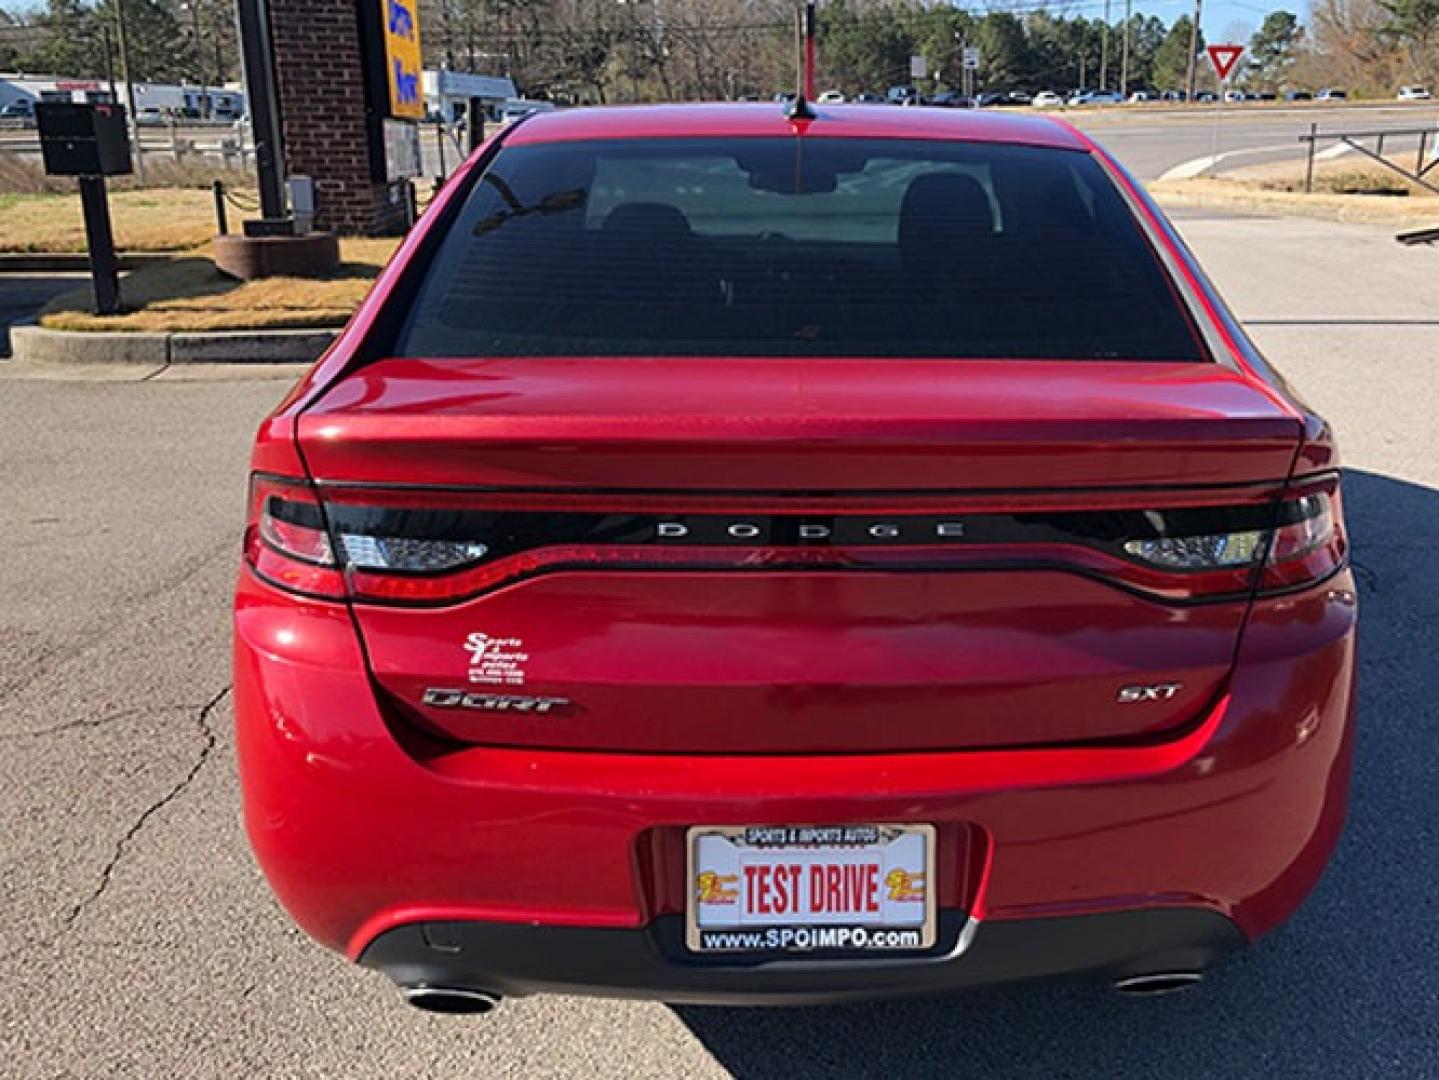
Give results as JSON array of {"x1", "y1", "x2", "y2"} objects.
[{"x1": 299, "y1": 356, "x2": 1299, "y2": 753}]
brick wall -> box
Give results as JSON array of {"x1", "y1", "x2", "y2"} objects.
[{"x1": 267, "y1": 0, "x2": 407, "y2": 235}]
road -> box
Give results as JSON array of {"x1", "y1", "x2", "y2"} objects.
[
  {"x1": 1, "y1": 210, "x2": 1436, "y2": 1077},
  {"x1": 0, "y1": 272, "x2": 86, "y2": 357},
  {"x1": 1070, "y1": 102, "x2": 1439, "y2": 179}
]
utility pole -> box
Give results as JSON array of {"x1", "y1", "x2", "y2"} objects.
[
  {"x1": 101, "y1": 24, "x2": 116, "y2": 102},
  {"x1": 1101, "y1": 0, "x2": 1110, "y2": 91},
  {"x1": 1120, "y1": 0, "x2": 1131, "y2": 98},
  {"x1": 802, "y1": 0, "x2": 815, "y2": 101},
  {"x1": 440, "y1": 0, "x2": 455, "y2": 69},
  {"x1": 181, "y1": 1, "x2": 207, "y2": 118},
  {"x1": 1185, "y1": 0, "x2": 1203, "y2": 101},
  {"x1": 112, "y1": 0, "x2": 144, "y2": 183}
]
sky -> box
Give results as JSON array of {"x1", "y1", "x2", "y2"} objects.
[
  {"x1": 4, "y1": 0, "x2": 1307, "y2": 55},
  {"x1": 990, "y1": 0, "x2": 1306, "y2": 42}
]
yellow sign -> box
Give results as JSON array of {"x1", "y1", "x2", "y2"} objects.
[{"x1": 381, "y1": 0, "x2": 424, "y2": 120}]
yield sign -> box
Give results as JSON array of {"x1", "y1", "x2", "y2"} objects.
[{"x1": 1207, "y1": 44, "x2": 1244, "y2": 82}]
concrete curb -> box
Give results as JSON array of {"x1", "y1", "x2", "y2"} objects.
[
  {"x1": 0, "y1": 252, "x2": 178, "y2": 273},
  {"x1": 170, "y1": 329, "x2": 338, "y2": 363},
  {"x1": 8, "y1": 324, "x2": 337, "y2": 365}
]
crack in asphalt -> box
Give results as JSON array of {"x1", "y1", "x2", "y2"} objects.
[
  {"x1": 0, "y1": 538, "x2": 235, "y2": 705},
  {"x1": 59, "y1": 686, "x2": 231, "y2": 931},
  {"x1": 0, "y1": 704, "x2": 202, "y2": 741}
]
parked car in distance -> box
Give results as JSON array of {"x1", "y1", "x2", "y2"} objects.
[
  {"x1": 1257, "y1": 91, "x2": 1277, "y2": 101},
  {"x1": 1195, "y1": 91, "x2": 1217, "y2": 103},
  {"x1": 0, "y1": 99, "x2": 35, "y2": 125},
  {"x1": 235, "y1": 102, "x2": 1357, "y2": 1012},
  {"x1": 929, "y1": 90, "x2": 971, "y2": 108},
  {"x1": 853, "y1": 92, "x2": 886, "y2": 105},
  {"x1": 1161, "y1": 89, "x2": 1188, "y2": 102},
  {"x1": 1128, "y1": 90, "x2": 1152, "y2": 103},
  {"x1": 1316, "y1": 88, "x2": 1347, "y2": 101},
  {"x1": 1223, "y1": 89, "x2": 1245, "y2": 103},
  {"x1": 1031, "y1": 90, "x2": 1064, "y2": 107},
  {"x1": 135, "y1": 106, "x2": 166, "y2": 126},
  {"x1": 1285, "y1": 89, "x2": 1313, "y2": 101},
  {"x1": 1070, "y1": 89, "x2": 1123, "y2": 106},
  {"x1": 499, "y1": 100, "x2": 556, "y2": 124},
  {"x1": 1397, "y1": 85, "x2": 1432, "y2": 101},
  {"x1": 887, "y1": 85, "x2": 922, "y2": 105},
  {"x1": 817, "y1": 90, "x2": 846, "y2": 103}
]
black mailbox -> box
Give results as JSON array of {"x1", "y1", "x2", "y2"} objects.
[{"x1": 36, "y1": 103, "x2": 133, "y2": 177}]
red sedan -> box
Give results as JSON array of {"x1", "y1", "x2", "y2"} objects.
[{"x1": 234, "y1": 104, "x2": 1355, "y2": 1011}]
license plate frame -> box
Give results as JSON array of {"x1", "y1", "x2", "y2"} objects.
[{"x1": 684, "y1": 823, "x2": 937, "y2": 956}]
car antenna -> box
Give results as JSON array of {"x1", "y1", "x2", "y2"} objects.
[{"x1": 786, "y1": 0, "x2": 817, "y2": 120}]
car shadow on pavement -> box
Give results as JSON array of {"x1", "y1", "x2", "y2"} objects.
[{"x1": 673, "y1": 468, "x2": 1436, "y2": 1080}]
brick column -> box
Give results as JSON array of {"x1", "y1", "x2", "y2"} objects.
[{"x1": 267, "y1": 0, "x2": 406, "y2": 235}]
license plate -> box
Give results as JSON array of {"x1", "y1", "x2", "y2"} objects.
[{"x1": 685, "y1": 823, "x2": 936, "y2": 955}]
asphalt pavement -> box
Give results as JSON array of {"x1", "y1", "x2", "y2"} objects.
[
  {"x1": 0, "y1": 273, "x2": 86, "y2": 357},
  {"x1": 2, "y1": 214, "x2": 1439, "y2": 1075},
  {"x1": 1058, "y1": 102, "x2": 1438, "y2": 179}
]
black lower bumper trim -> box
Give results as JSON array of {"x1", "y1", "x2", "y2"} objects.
[{"x1": 357, "y1": 907, "x2": 1247, "y2": 1006}]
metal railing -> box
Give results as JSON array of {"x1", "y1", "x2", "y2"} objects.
[{"x1": 1299, "y1": 122, "x2": 1439, "y2": 195}]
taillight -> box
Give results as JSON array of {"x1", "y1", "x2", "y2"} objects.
[
  {"x1": 243, "y1": 477, "x2": 1346, "y2": 605},
  {"x1": 243, "y1": 476, "x2": 346, "y2": 600},
  {"x1": 1259, "y1": 476, "x2": 1346, "y2": 593},
  {"x1": 1121, "y1": 474, "x2": 1346, "y2": 596}
]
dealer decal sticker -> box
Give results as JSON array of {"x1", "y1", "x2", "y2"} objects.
[{"x1": 464, "y1": 631, "x2": 529, "y2": 686}]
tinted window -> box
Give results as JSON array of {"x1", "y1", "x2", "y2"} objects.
[{"x1": 396, "y1": 138, "x2": 1205, "y2": 361}]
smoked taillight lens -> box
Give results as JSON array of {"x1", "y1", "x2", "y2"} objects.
[
  {"x1": 1258, "y1": 477, "x2": 1346, "y2": 593},
  {"x1": 243, "y1": 477, "x2": 1346, "y2": 605},
  {"x1": 243, "y1": 476, "x2": 346, "y2": 600},
  {"x1": 1120, "y1": 474, "x2": 1346, "y2": 596}
]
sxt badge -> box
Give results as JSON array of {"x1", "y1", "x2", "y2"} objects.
[{"x1": 1116, "y1": 683, "x2": 1184, "y2": 703}]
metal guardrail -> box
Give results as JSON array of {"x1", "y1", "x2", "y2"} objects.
[{"x1": 1299, "y1": 122, "x2": 1439, "y2": 195}]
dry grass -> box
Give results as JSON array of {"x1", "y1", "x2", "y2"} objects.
[
  {"x1": 38, "y1": 238, "x2": 400, "y2": 332},
  {"x1": 1149, "y1": 170, "x2": 1439, "y2": 227},
  {"x1": 1228, "y1": 157, "x2": 1439, "y2": 198},
  {"x1": 0, "y1": 185, "x2": 247, "y2": 253},
  {"x1": 0, "y1": 150, "x2": 253, "y2": 196}
]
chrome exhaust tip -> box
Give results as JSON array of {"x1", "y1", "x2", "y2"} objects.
[
  {"x1": 1113, "y1": 971, "x2": 1203, "y2": 996},
  {"x1": 402, "y1": 985, "x2": 502, "y2": 1015}
]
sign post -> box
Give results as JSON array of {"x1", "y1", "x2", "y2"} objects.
[
  {"x1": 1205, "y1": 44, "x2": 1245, "y2": 160},
  {"x1": 235, "y1": 0, "x2": 288, "y2": 227},
  {"x1": 962, "y1": 46, "x2": 979, "y2": 101},
  {"x1": 36, "y1": 102, "x2": 133, "y2": 315},
  {"x1": 361, "y1": 0, "x2": 425, "y2": 200}
]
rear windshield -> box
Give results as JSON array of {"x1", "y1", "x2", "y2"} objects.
[{"x1": 395, "y1": 137, "x2": 1206, "y2": 361}]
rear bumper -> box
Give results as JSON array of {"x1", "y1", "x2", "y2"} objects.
[
  {"x1": 234, "y1": 566, "x2": 1356, "y2": 999},
  {"x1": 358, "y1": 908, "x2": 1246, "y2": 1005}
]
